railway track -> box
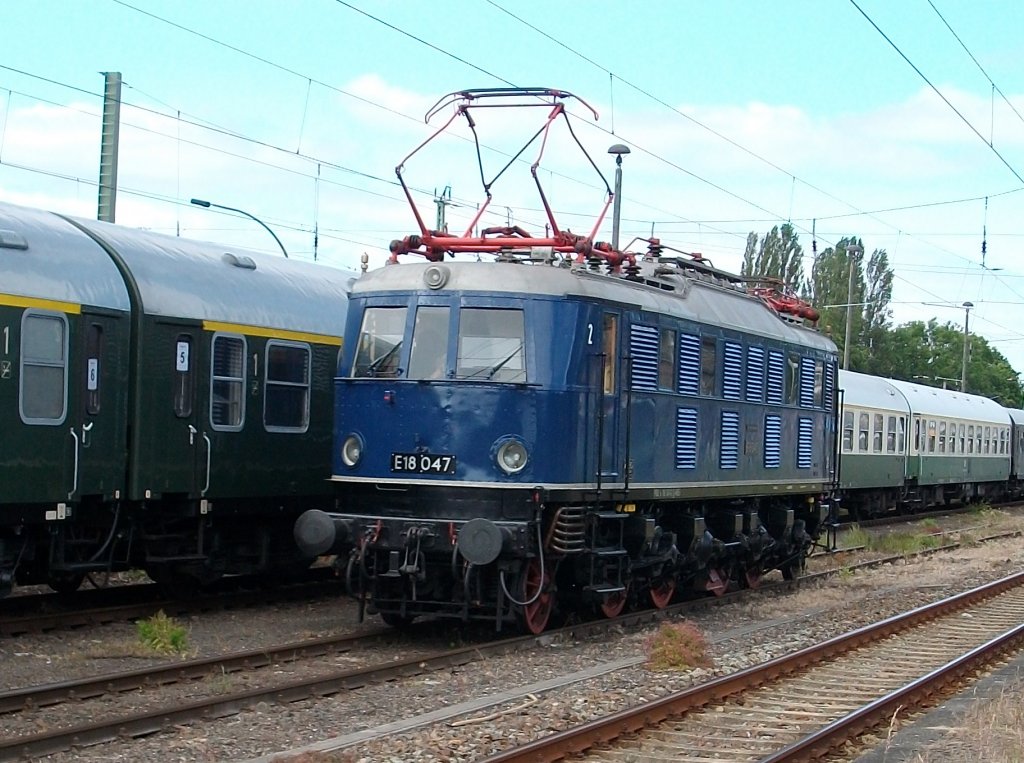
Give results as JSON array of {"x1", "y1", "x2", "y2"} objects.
[
  {"x1": 2, "y1": 529, "x2": 1019, "y2": 761},
  {"x1": 479, "y1": 571, "x2": 1024, "y2": 762},
  {"x1": 0, "y1": 570, "x2": 342, "y2": 636}
]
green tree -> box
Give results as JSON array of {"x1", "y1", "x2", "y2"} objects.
[
  {"x1": 741, "y1": 224, "x2": 805, "y2": 292},
  {"x1": 877, "y1": 320, "x2": 1023, "y2": 404},
  {"x1": 804, "y1": 237, "x2": 893, "y2": 372}
]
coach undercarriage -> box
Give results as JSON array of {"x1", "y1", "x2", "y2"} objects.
[{"x1": 328, "y1": 492, "x2": 830, "y2": 633}]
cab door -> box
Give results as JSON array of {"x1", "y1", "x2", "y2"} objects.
[
  {"x1": 70, "y1": 311, "x2": 128, "y2": 500},
  {"x1": 595, "y1": 311, "x2": 623, "y2": 486}
]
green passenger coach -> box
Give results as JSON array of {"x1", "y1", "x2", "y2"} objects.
[
  {"x1": 0, "y1": 201, "x2": 353, "y2": 596},
  {"x1": 839, "y1": 370, "x2": 1012, "y2": 518}
]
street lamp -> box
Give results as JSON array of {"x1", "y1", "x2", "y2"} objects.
[
  {"x1": 607, "y1": 144, "x2": 630, "y2": 250},
  {"x1": 842, "y1": 244, "x2": 863, "y2": 370},
  {"x1": 961, "y1": 301, "x2": 973, "y2": 393},
  {"x1": 190, "y1": 198, "x2": 289, "y2": 259}
]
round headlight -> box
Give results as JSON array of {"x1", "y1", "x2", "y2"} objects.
[
  {"x1": 341, "y1": 434, "x2": 363, "y2": 467},
  {"x1": 496, "y1": 439, "x2": 529, "y2": 474}
]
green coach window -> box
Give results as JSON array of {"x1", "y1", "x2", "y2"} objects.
[
  {"x1": 211, "y1": 334, "x2": 246, "y2": 430},
  {"x1": 19, "y1": 310, "x2": 68, "y2": 424},
  {"x1": 264, "y1": 341, "x2": 311, "y2": 432}
]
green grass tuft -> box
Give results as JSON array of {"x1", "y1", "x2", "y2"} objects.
[
  {"x1": 644, "y1": 621, "x2": 713, "y2": 672},
  {"x1": 136, "y1": 610, "x2": 189, "y2": 655}
]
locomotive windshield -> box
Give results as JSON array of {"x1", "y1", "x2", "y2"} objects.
[
  {"x1": 353, "y1": 306, "x2": 405, "y2": 377},
  {"x1": 455, "y1": 308, "x2": 525, "y2": 382},
  {"x1": 351, "y1": 303, "x2": 527, "y2": 382}
]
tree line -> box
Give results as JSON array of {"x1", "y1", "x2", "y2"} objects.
[{"x1": 740, "y1": 224, "x2": 1024, "y2": 409}]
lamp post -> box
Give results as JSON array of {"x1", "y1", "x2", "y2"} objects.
[
  {"x1": 190, "y1": 198, "x2": 289, "y2": 259},
  {"x1": 842, "y1": 244, "x2": 863, "y2": 370},
  {"x1": 961, "y1": 301, "x2": 973, "y2": 393},
  {"x1": 607, "y1": 144, "x2": 630, "y2": 250}
]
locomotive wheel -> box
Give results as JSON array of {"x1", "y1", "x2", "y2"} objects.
[
  {"x1": 380, "y1": 611, "x2": 416, "y2": 629},
  {"x1": 704, "y1": 567, "x2": 729, "y2": 596},
  {"x1": 517, "y1": 557, "x2": 553, "y2": 634},
  {"x1": 48, "y1": 572, "x2": 85, "y2": 596},
  {"x1": 599, "y1": 588, "x2": 628, "y2": 619},
  {"x1": 744, "y1": 567, "x2": 762, "y2": 589},
  {"x1": 649, "y1": 578, "x2": 676, "y2": 609}
]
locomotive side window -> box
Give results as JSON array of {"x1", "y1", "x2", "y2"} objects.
[
  {"x1": 173, "y1": 334, "x2": 194, "y2": 417},
  {"x1": 85, "y1": 323, "x2": 103, "y2": 415},
  {"x1": 786, "y1": 353, "x2": 800, "y2": 405},
  {"x1": 813, "y1": 360, "x2": 824, "y2": 407},
  {"x1": 264, "y1": 341, "x2": 311, "y2": 432},
  {"x1": 745, "y1": 346, "x2": 765, "y2": 402},
  {"x1": 409, "y1": 306, "x2": 450, "y2": 380},
  {"x1": 19, "y1": 310, "x2": 69, "y2": 425},
  {"x1": 457, "y1": 308, "x2": 526, "y2": 383},
  {"x1": 658, "y1": 329, "x2": 676, "y2": 390},
  {"x1": 210, "y1": 334, "x2": 246, "y2": 430},
  {"x1": 699, "y1": 336, "x2": 716, "y2": 397},
  {"x1": 766, "y1": 350, "x2": 784, "y2": 404},
  {"x1": 600, "y1": 314, "x2": 616, "y2": 393},
  {"x1": 353, "y1": 306, "x2": 406, "y2": 378}
]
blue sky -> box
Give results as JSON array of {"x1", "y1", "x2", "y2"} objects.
[{"x1": 2, "y1": 0, "x2": 1024, "y2": 376}]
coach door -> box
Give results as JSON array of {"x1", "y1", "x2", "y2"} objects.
[
  {"x1": 165, "y1": 328, "x2": 204, "y2": 497},
  {"x1": 70, "y1": 311, "x2": 127, "y2": 500}
]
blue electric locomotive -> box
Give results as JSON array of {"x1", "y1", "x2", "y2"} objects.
[{"x1": 295, "y1": 88, "x2": 838, "y2": 632}]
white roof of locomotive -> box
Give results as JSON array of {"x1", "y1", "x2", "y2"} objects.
[
  {"x1": 841, "y1": 369, "x2": 1010, "y2": 425},
  {"x1": 351, "y1": 259, "x2": 836, "y2": 352},
  {"x1": 0, "y1": 202, "x2": 131, "y2": 311},
  {"x1": 68, "y1": 214, "x2": 354, "y2": 337}
]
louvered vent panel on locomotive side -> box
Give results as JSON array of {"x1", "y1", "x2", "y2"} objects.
[
  {"x1": 720, "y1": 410, "x2": 740, "y2": 469},
  {"x1": 746, "y1": 346, "x2": 765, "y2": 402},
  {"x1": 629, "y1": 324, "x2": 659, "y2": 391},
  {"x1": 678, "y1": 333, "x2": 700, "y2": 396},
  {"x1": 764, "y1": 414, "x2": 782, "y2": 468},
  {"x1": 797, "y1": 416, "x2": 814, "y2": 468},
  {"x1": 722, "y1": 342, "x2": 743, "y2": 400},
  {"x1": 675, "y1": 407, "x2": 698, "y2": 469}
]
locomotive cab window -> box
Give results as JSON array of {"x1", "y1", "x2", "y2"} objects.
[
  {"x1": 409, "y1": 306, "x2": 450, "y2": 380},
  {"x1": 264, "y1": 341, "x2": 311, "y2": 432},
  {"x1": 456, "y1": 307, "x2": 526, "y2": 383},
  {"x1": 19, "y1": 310, "x2": 69, "y2": 424},
  {"x1": 353, "y1": 306, "x2": 407, "y2": 378},
  {"x1": 210, "y1": 334, "x2": 246, "y2": 430}
]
